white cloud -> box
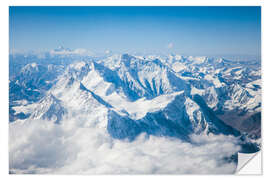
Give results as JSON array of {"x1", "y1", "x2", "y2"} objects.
[
  {"x1": 167, "y1": 42, "x2": 174, "y2": 49},
  {"x1": 9, "y1": 118, "x2": 240, "y2": 174}
]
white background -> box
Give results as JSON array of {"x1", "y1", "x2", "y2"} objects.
[{"x1": 1, "y1": 0, "x2": 269, "y2": 179}]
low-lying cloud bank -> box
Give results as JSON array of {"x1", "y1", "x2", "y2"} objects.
[{"x1": 9, "y1": 119, "x2": 240, "y2": 174}]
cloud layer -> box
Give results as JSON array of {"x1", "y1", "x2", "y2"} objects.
[{"x1": 9, "y1": 118, "x2": 241, "y2": 174}]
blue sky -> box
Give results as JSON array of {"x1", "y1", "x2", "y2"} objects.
[{"x1": 9, "y1": 6, "x2": 261, "y2": 56}]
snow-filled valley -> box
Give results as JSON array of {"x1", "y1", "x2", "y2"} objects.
[{"x1": 9, "y1": 50, "x2": 261, "y2": 174}]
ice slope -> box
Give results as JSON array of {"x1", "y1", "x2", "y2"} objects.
[{"x1": 96, "y1": 54, "x2": 188, "y2": 100}]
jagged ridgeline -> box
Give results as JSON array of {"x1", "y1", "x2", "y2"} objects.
[{"x1": 9, "y1": 52, "x2": 261, "y2": 153}]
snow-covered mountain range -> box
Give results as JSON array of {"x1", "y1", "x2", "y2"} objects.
[{"x1": 9, "y1": 50, "x2": 261, "y2": 173}]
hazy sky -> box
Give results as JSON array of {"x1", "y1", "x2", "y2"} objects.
[{"x1": 9, "y1": 6, "x2": 261, "y2": 56}]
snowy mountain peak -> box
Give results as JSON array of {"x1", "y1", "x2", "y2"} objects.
[
  {"x1": 21, "y1": 63, "x2": 40, "y2": 73},
  {"x1": 30, "y1": 93, "x2": 65, "y2": 123},
  {"x1": 54, "y1": 45, "x2": 70, "y2": 52}
]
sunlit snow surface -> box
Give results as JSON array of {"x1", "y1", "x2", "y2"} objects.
[{"x1": 9, "y1": 52, "x2": 261, "y2": 174}]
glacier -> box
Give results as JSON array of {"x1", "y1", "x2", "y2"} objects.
[{"x1": 9, "y1": 50, "x2": 261, "y2": 174}]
